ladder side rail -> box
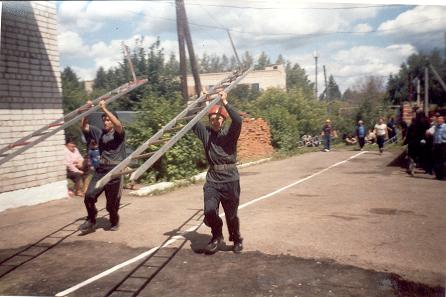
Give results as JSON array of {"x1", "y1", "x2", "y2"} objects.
[
  {"x1": 93, "y1": 72, "x2": 247, "y2": 188},
  {"x1": 0, "y1": 81, "x2": 135, "y2": 156},
  {"x1": 0, "y1": 79, "x2": 147, "y2": 166},
  {"x1": 429, "y1": 64, "x2": 446, "y2": 94},
  {"x1": 128, "y1": 66, "x2": 253, "y2": 181}
]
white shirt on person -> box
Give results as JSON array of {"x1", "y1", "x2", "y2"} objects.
[{"x1": 374, "y1": 123, "x2": 387, "y2": 136}]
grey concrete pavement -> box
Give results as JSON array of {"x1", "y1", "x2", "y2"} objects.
[{"x1": 0, "y1": 148, "x2": 444, "y2": 296}]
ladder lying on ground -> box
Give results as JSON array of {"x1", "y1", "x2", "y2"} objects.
[
  {"x1": 0, "y1": 44, "x2": 147, "y2": 167},
  {"x1": 94, "y1": 65, "x2": 254, "y2": 189}
]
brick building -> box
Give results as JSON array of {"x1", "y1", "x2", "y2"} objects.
[
  {"x1": 187, "y1": 64, "x2": 286, "y2": 95},
  {"x1": 0, "y1": 1, "x2": 66, "y2": 211}
]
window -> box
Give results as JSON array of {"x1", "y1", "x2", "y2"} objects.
[{"x1": 251, "y1": 83, "x2": 260, "y2": 92}]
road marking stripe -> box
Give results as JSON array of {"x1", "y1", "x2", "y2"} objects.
[{"x1": 56, "y1": 151, "x2": 366, "y2": 296}]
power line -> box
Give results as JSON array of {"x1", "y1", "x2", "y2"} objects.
[
  {"x1": 123, "y1": 6, "x2": 444, "y2": 39},
  {"x1": 184, "y1": 2, "x2": 406, "y2": 11}
]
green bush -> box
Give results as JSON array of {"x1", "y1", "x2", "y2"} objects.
[{"x1": 126, "y1": 93, "x2": 206, "y2": 183}]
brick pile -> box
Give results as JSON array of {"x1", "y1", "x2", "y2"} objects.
[{"x1": 237, "y1": 116, "x2": 274, "y2": 162}]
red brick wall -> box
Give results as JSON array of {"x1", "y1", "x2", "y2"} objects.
[{"x1": 237, "y1": 117, "x2": 274, "y2": 161}]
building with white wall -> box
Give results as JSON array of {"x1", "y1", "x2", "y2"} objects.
[
  {"x1": 187, "y1": 64, "x2": 286, "y2": 95},
  {"x1": 0, "y1": 1, "x2": 66, "y2": 211}
]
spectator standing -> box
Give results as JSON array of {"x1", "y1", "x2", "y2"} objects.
[
  {"x1": 374, "y1": 118, "x2": 388, "y2": 154},
  {"x1": 427, "y1": 114, "x2": 446, "y2": 180},
  {"x1": 356, "y1": 120, "x2": 366, "y2": 151},
  {"x1": 321, "y1": 119, "x2": 336, "y2": 152}
]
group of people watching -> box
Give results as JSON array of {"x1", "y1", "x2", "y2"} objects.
[
  {"x1": 321, "y1": 117, "x2": 397, "y2": 153},
  {"x1": 404, "y1": 110, "x2": 446, "y2": 180}
]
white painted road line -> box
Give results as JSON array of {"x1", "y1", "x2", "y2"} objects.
[{"x1": 56, "y1": 151, "x2": 366, "y2": 296}]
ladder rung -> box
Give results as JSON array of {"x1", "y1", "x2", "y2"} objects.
[
  {"x1": 177, "y1": 115, "x2": 196, "y2": 122},
  {"x1": 48, "y1": 122, "x2": 63, "y2": 128},
  {"x1": 187, "y1": 106, "x2": 204, "y2": 114},
  {"x1": 164, "y1": 126, "x2": 184, "y2": 133},
  {"x1": 131, "y1": 152, "x2": 156, "y2": 160},
  {"x1": 8, "y1": 141, "x2": 31, "y2": 148},
  {"x1": 111, "y1": 168, "x2": 136, "y2": 178},
  {"x1": 148, "y1": 138, "x2": 170, "y2": 146}
]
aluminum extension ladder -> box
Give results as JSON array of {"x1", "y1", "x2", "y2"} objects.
[
  {"x1": 94, "y1": 65, "x2": 254, "y2": 189},
  {"x1": 0, "y1": 44, "x2": 147, "y2": 167}
]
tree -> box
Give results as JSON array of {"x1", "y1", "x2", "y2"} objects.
[
  {"x1": 255, "y1": 51, "x2": 270, "y2": 70},
  {"x1": 61, "y1": 67, "x2": 86, "y2": 114},
  {"x1": 61, "y1": 66, "x2": 88, "y2": 147},
  {"x1": 386, "y1": 50, "x2": 446, "y2": 106},
  {"x1": 241, "y1": 51, "x2": 254, "y2": 68},
  {"x1": 275, "y1": 54, "x2": 285, "y2": 65},
  {"x1": 285, "y1": 61, "x2": 314, "y2": 98},
  {"x1": 93, "y1": 66, "x2": 108, "y2": 90},
  {"x1": 325, "y1": 75, "x2": 341, "y2": 101}
]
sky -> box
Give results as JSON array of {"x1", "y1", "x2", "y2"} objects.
[{"x1": 55, "y1": 0, "x2": 446, "y2": 93}]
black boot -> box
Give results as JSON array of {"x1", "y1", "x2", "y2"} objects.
[{"x1": 206, "y1": 235, "x2": 225, "y2": 253}]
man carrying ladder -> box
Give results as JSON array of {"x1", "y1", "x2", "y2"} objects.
[
  {"x1": 192, "y1": 90, "x2": 244, "y2": 253},
  {"x1": 79, "y1": 99, "x2": 126, "y2": 234}
]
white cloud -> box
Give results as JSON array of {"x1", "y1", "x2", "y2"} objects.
[
  {"x1": 354, "y1": 23, "x2": 373, "y2": 33},
  {"x1": 329, "y1": 44, "x2": 418, "y2": 91},
  {"x1": 58, "y1": 1, "x2": 149, "y2": 32},
  {"x1": 70, "y1": 66, "x2": 97, "y2": 81},
  {"x1": 378, "y1": 5, "x2": 446, "y2": 34},
  {"x1": 58, "y1": 31, "x2": 89, "y2": 57}
]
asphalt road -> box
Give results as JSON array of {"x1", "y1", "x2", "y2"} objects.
[{"x1": 0, "y1": 148, "x2": 444, "y2": 296}]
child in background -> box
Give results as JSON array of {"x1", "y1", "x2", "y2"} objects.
[{"x1": 88, "y1": 139, "x2": 100, "y2": 170}]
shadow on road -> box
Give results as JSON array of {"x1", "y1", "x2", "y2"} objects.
[{"x1": 0, "y1": 203, "x2": 130, "y2": 279}]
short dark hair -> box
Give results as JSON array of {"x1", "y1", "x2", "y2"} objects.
[{"x1": 65, "y1": 136, "x2": 76, "y2": 145}]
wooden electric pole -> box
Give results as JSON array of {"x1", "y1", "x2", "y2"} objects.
[
  {"x1": 176, "y1": 0, "x2": 202, "y2": 100},
  {"x1": 176, "y1": 0, "x2": 188, "y2": 101}
]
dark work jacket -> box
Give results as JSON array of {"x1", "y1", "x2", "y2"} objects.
[
  {"x1": 192, "y1": 103, "x2": 242, "y2": 183},
  {"x1": 83, "y1": 126, "x2": 126, "y2": 167}
]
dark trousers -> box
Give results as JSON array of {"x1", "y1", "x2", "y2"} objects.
[
  {"x1": 323, "y1": 135, "x2": 331, "y2": 150},
  {"x1": 432, "y1": 143, "x2": 446, "y2": 180},
  {"x1": 203, "y1": 180, "x2": 242, "y2": 243},
  {"x1": 84, "y1": 166, "x2": 123, "y2": 225},
  {"x1": 377, "y1": 135, "x2": 385, "y2": 150},
  {"x1": 358, "y1": 137, "x2": 365, "y2": 149}
]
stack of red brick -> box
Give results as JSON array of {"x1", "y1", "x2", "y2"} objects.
[{"x1": 237, "y1": 116, "x2": 274, "y2": 162}]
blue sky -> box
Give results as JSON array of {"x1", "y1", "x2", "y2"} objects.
[{"x1": 55, "y1": 0, "x2": 446, "y2": 92}]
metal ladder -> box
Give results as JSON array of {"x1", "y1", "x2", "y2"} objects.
[
  {"x1": 0, "y1": 44, "x2": 147, "y2": 167},
  {"x1": 94, "y1": 65, "x2": 254, "y2": 189}
]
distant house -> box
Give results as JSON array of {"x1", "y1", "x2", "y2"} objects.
[
  {"x1": 83, "y1": 80, "x2": 94, "y2": 94},
  {"x1": 186, "y1": 64, "x2": 286, "y2": 96}
]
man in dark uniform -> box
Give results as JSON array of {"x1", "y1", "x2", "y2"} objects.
[
  {"x1": 79, "y1": 99, "x2": 126, "y2": 234},
  {"x1": 192, "y1": 90, "x2": 243, "y2": 253}
]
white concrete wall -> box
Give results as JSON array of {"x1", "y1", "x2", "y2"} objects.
[
  {"x1": 0, "y1": 1, "x2": 67, "y2": 210},
  {"x1": 187, "y1": 64, "x2": 286, "y2": 95}
]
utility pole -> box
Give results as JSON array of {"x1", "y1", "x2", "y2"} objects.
[
  {"x1": 178, "y1": 0, "x2": 202, "y2": 97},
  {"x1": 424, "y1": 67, "x2": 429, "y2": 117},
  {"x1": 323, "y1": 65, "x2": 327, "y2": 100},
  {"x1": 175, "y1": 0, "x2": 188, "y2": 101},
  {"x1": 313, "y1": 51, "x2": 318, "y2": 100},
  {"x1": 226, "y1": 30, "x2": 242, "y2": 69}
]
